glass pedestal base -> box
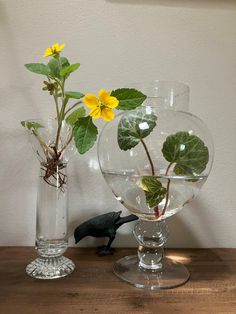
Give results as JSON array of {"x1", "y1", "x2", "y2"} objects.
[
  {"x1": 26, "y1": 256, "x2": 75, "y2": 280},
  {"x1": 113, "y1": 255, "x2": 190, "y2": 290}
]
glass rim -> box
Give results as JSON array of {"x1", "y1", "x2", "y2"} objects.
[{"x1": 127, "y1": 79, "x2": 190, "y2": 95}]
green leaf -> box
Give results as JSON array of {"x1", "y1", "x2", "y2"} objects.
[
  {"x1": 60, "y1": 57, "x2": 70, "y2": 68},
  {"x1": 21, "y1": 120, "x2": 44, "y2": 131},
  {"x1": 141, "y1": 176, "x2": 167, "y2": 208},
  {"x1": 47, "y1": 58, "x2": 60, "y2": 78},
  {"x1": 65, "y1": 91, "x2": 84, "y2": 99},
  {"x1": 118, "y1": 107, "x2": 157, "y2": 150},
  {"x1": 66, "y1": 107, "x2": 86, "y2": 126},
  {"x1": 60, "y1": 63, "x2": 80, "y2": 78},
  {"x1": 47, "y1": 57, "x2": 70, "y2": 78},
  {"x1": 162, "y1": 131, "x2": 209, "y2": 176},
  {"x1": 111, "y1": 88, "x2": 147, "y2": 110},
  {"x1": 25, "y1": 63, "x2": 50, "y2": 76},
  {"x1": 73, "y1": 116, "x2": 98, "y2": 154}
]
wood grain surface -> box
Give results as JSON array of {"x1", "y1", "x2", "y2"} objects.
[{"x1": 0, "y1": 247, "x2": 235, "y2": 314}]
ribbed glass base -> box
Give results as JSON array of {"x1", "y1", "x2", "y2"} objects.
[
  {"x1": 113, "y1": 255, "x2": 189, "y2": 290},
  {"x1": 26, "y1": 256, "x2": 75, "y2": 279}
]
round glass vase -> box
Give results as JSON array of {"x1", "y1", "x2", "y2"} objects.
[
  {"x1": 25, "y1": 119, "x2": 75, "y2": 279},
  {"x1": 98, "y1": 81, "x2": 214, "y2": 290}
]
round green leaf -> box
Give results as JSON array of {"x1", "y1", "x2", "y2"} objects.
[
  {"x1": 162, "y1": 131, "x2": 209, "y2": 176},
  {"x1": 141, "y1": 176, "x2": 167, "y2": 208},
  {"x1": 118, "y1": 107, "x2": 157, "y2": 150}
]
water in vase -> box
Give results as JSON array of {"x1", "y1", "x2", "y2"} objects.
[{"x1": 103, "y1": 170, "x2": 207, "y2": 221}]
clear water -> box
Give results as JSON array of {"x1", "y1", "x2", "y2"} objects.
[
  {"x1": 103, "y1": 170, "x2": 207, "y2": 221},
  {"x1": 36, "y1": 239, "x2": 68, "y2": 257}
]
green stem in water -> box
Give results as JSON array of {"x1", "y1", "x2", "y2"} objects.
[{"x1": 161, "y1": 163, "x2": 173, "y2": 216}]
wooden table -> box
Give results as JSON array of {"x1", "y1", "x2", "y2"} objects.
[{"x1": 0, "y1": 247, "x2": 236, "y2": 313}]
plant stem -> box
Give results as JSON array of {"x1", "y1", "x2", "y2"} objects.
[
  {"x1": 53, "y1": 93, "x2": 60, "y2": 121},
  {"x1": 64, "y1": 100, "x2": 83, "y2": 117},
  {"x1": 161, "y1": 163, "x2": 173, "y2": 216},
  {"x1": 165, "y1": 162, "x2": 173, "y2": 176},
  {"x1": 55, "y1": 78, "x2": 67, "y2": 150},
  {"x1": 40, "y1": 55, "x2": 70, "y2": 191},
  {"x1": 162, "y1": 179, "x2": 170, "y2": 216},
  {"x1": 140, "y1": 139, "x2": 155, "y2": 176},
  {"x1": 61, "y1": 131, "x2": 73, "y2": 155},
  {"x1": 61, "y1": 78, "x2": 65, "y2": 98}
]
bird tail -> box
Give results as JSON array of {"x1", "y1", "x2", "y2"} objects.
[{"x1": 116, "y1": 214, "x2": 138, "y2": 227}]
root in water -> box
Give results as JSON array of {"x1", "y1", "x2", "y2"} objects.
[{"x1": 40, "y1": 145, "x2": 67, "y2": 192}]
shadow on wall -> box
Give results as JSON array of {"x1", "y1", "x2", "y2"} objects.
[
  {"x1": 167, "y1": 212, "x2": 203, "y2": 248},
  {"x1": 168, "y1": 197, "x2": 219, "y2": 248},
  {"x1": 106, "y1": 0, "x2": 236, "y2": 10}
]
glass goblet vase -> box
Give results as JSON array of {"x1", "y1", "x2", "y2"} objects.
[
  {"x1": 24, "y1": 118, "x2": 76, "y2": 279},
  {"x1": 98, "y1": 81, "x2": 214, "y2": 289}
]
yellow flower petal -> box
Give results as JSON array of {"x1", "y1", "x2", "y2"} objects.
[
  {"x1": 103, "y1": 96, "x2": 119, "y2": 108},
  {"x1": 101, "y1": 108, "x2": 115, "y2": 121},
  {"x1": 89, "y1": 107, "x2": 101, "y2": 119},
  {"x1": 58, "y1": 43, "x2": 65, "y2": 52},
  {"x1": 43, "y1": 43, "x2": 65, "y2": 57},
  {"x1": 98, "y1": 89, "x2": 110, "y2": 104},
  {"x1": 84, "y1": 94, "x2": 99, "y2": 108},
  {"x1": 43, "y1": 48, "x2": 53, "y2": 57}
]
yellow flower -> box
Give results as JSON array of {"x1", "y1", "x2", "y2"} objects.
[
  {"x1": 43, "y1": 43, "x2": 65, "y2": 57},
  {"x1": 84, "y1": 89, "x2": 119, "y2": 121}
]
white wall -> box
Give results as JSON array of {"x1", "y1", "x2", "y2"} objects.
[{"x1": 0, "y1": 0, "x2": 236, "y2": 248}]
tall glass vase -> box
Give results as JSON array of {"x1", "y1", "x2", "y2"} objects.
[
  {"x1": 25, "y1": 119, "x2": 75, "y2": 279},
  {"x1": 98, "y1": 81, "x2": 214, "y2": 289}
]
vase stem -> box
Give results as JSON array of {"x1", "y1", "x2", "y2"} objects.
[
  {"x1": 134, "y1": 220, "x2": 168, "y2": 270},
  {"x1": 113, "y1": 219, "x2": 189, "y2": 289}
]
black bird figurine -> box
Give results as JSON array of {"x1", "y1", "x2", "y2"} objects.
[{"x1": 74, "y1": 211, "x2": 138, "y2": 256}]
